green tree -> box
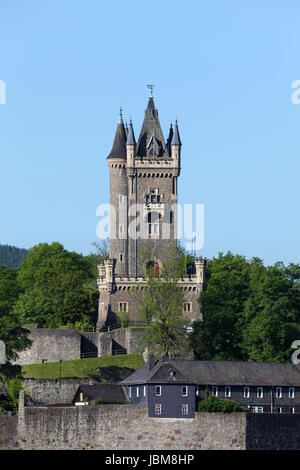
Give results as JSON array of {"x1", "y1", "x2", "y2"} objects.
[
  {"x1": 13, "y1": 242, "x2": 98, "y2": 328},
  {"x1": 0, "y1": 265, "x2": 31, "y2": 362},
  {"x1": 241, "y1": 262, "x2": 300, "y2": 362},
  {"x1": 190, "y1": 252, "x2": 300, "y2": 363},
  {"x1": 190, "y1": 252, "x2": 252, "y2": 360},
  {"x1": 138, "y1": 242, "x2": 187, "y2": 357}
]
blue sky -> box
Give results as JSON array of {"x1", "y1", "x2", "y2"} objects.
[{"x1": 0, "y1": 0, "x2": 300, "y2": 266}]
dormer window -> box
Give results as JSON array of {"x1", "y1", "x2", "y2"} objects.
[{"x1": 182, "y1": 386, "x2": 188, "y2": 397}]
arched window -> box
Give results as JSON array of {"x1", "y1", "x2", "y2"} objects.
[{"x1": 147, "y1": 261, "x2": 160, "y2": 276}]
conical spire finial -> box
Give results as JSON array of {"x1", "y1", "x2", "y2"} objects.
[
  {"x1": 147, "y1": 84, "x2": 155, "y2": 98},
  {"x1": 126, "y1": 119, "x2": 136, "y2": 145},
  {"x1": 171, "y1": 119, "x2": 181, "y2": 146},
  {"x1": 107, "y1": 109, "x2": 127, "y2": 159}
]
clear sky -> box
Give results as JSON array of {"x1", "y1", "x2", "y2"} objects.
[{"x1": 1, "y1": 0, "x2": 300, "y2": 266}]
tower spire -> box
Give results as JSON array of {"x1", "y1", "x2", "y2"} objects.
[{"x1": 107, "y1": 109, "x2": 127, "y2": 159}]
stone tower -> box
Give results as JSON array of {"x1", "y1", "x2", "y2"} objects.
[{"x1": 97, "y1": 93, "x2": 205, "y2": 329}]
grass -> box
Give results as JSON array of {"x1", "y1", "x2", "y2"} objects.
[{"x1": 21, "y1": 354, "x2": 144, "y2": 380}]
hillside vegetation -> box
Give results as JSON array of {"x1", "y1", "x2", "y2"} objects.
[{"x1": 0, "y1": 244, "x2": 28, "y2": 268}]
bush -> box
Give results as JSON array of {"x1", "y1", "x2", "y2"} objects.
[
  {"x1": 94, "y1": 397, "x2": 103, "y2": 405},
  {"x1": 197, "y1": 395, "x2": 248, "y2": 413}
]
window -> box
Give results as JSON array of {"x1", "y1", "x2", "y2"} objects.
[
  {"x1": 182, "y1": 404, "x2": 189, "y2": 416},
  {"x1": 251, "y1": 406, "x2": 263, "y2": 413},
  {"x1": 129, "y1": 387, "x2": 132, "y2": 398},
  {"x1": 148, "y1": 223, "x2": 159, "y2": 235},
  {"x1": 290, "y1": 407, "x2": 295, "y2": 414},
  {"x1": 155, "y1": 386, "x2": 161, "y2": 396},
  {"x1": 184, "y1": 303, "x2": 192, "y2": 313},
  {"x1": 136, "y1": 386, "x2": 139, "y2": 398},
  {"x1": 212, "y1": 386, "x2": 218, "y2": 397},
  {"x1": 257, "y1": 387, "x2": 263, "y2": 398},
  {"x1": 225, "y1": 386, "x2": 231, "y2": 398},
  {"x1": 147, "y1": 261, "x2": 160, "y2": 276},
  {"x1": 155, "y1": 404, "x2": 162, "y2": 415},
  {"x1": 276, "y1": 407, "x2": 282, "y2": 413},
  {"x1": 119, "y1": 253, "x2": 123, "y2": 262},
  {"x1": 243, "y1": 387, "x2": 250, "y2": 399},
  {"x1": 196, "y1": 386, "x2": 200, "y2": 396},
  {"x1": 99, "y1": 303, "x2": 104, "y2": 314},
  {"x1": 144, "y1": 386, "x2": 146, "y2": 397},
  {"x1": 148, "y1": 212, "x2": 160, "y2": 236},
  {"x1": 182, "y1": 386, "x2": 188, "y2": 397},
  {"x1": 119, "y1": 195, "x2": 126, "y2": 205},
  {"x1": 289, "y1": 387, "x2": 295, "y2": 399},
  {"x1": 119, "y1": 225, "x2": 124, "y2": 235},
  {"x1": 118, "y1": 302, "x2": 128, "y2": 312},
  {"x1": 276, "y1": 387, "x2": 282, "y2": 399}
]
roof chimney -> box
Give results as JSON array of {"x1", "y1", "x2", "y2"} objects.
[
  {"x1": 162, "y1": 354, "x2": 169, "y2": 364},
  {"x1": 148, "y1": 354, "x2": 155, "y2": 371}
]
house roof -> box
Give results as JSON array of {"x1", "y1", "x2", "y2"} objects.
[
  {"x1": 121, "y1": 359, "x2": 300, "y2": 387},
  {"x1": 120, "y1": 359, "x2": 195, "y2": 385},
  {"x1": 74, "y1": 383, "x2": 126, "y2": 403}
]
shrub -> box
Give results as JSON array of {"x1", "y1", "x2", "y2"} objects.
[
  {"x1": 197, "y1": 395, "x2": 248, "y2": 413},
  {"x1": 94, "y1": 397, "x2": 103, "y2": 405}
]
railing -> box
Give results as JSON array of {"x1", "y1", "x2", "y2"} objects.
[
  {"x1": 80, "y1": 351, "x2": 98, "y2": 359},
  {"x1": 99, "y1": 322, "x2": 147, "y2": 332}
]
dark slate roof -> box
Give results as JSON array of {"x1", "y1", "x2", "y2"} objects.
[
  {"x1": 166, "y1": 124, "x2": 173, "y2": 156},
  {"x1": 74, "y1": 383, "x2": 126, "y2": 403},
  {"x1": 107, "y1": 115, "x2": 127, "y2": 159},
  {"x1": 171, "y1": 121, "x2": 181, "y2": 146},
  {"x1": 126, "y1": 120, "x2": 136, "y2": 145},
  {"x1": 120, "y1": 359, "x2": 195, "y2": 385},
  {"x1": 136, "y1": 97, "x2": 169, "y2": 158},
  {"x1": 121, "y1": 359, "x2": 300, "y2": 387}
]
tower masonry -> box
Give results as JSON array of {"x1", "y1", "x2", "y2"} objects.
[{"x1": 97, "y1": 94, "x2": 205, "y2": 329}]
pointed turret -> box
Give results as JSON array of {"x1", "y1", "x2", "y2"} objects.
[
  {"x1": 166, "y1": 123, "x2": 174, "y2": 156},
  {"x1": 171, "y1": 120, "x2": 181, "y2": 171},
  {"x1": 126, "y1": 119, "x2": 136, "y2": 168},
  {"x1": 171, "y1": 120, "x2": 181, "y2": 146},
  {"x1": 126, "y1": 119, "x2": 136, "y2": 145},
  {"x1": 136, "y1": 96, "x2": 168, "y2": 158},
  {"x1": 107, "y1": 108, "x2": 127, "y2": 159}
]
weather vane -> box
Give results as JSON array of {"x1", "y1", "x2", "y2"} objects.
[{"x1": 147, "y1": 84, "x2": 155, "y2": 98}]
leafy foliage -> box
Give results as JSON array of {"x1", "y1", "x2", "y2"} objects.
[
  {"x1": 13, "y1": 242, "x2": 98, "y2": 328},
  {"x1": 197, "y1": 395, "x2": 247, "y2": 413},
  {"x1": 137, "y1": 242, "x2": 187, "y2": 357},
  {"x1": 190, "y1": 252, "x2": 300, "y2": 362},
  {"x1": 0, "y1": 265, "x2": 31, "y2": 362}
]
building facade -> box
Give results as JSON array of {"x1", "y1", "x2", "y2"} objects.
[
  {"x1": 121, "y1": 356, "x2": 300, "y2": 417},
  {"x1": 97, "y1": 93, "x2": 205, "y2": 329}
]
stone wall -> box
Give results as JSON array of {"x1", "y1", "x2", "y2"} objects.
[
  {"x1": 15, "y1": 328, "x2": 82, "y2": 365},
  {"x1": 17, "y1": 405, "x2": 246, "y2": 450},
  {"x1": 21, "y1": 378, "x2": 93, "y2": 406},
  {"x1": 14, "y1": 327, "x2": 146, "y2": 365},
  {"x1": 0, "y1": 415, "x2": 18, "y2": 449},
  {"x1": 1, "y1": 401, "x2": 300, "y2": 450}
]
